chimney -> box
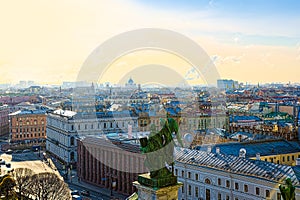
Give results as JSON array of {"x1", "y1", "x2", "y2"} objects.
[
  {"x1": 216, "y1": 147, "x2": 220, "y2": 154},
  {"x1": 239, "y1": 148, "x2": 246, "y2": 158},
  {"x1": 256, "y1": 153, "x2": 260, "y2": 160},
  {"x1": 296, "y1": 158, "x2": 300, "y2": 166},
  {"x1": 238, "y1": 134, "x2": 242, "y2": 142},
  {"x1": 207, "y1": 146, "x2": 212, "y2": 153}
]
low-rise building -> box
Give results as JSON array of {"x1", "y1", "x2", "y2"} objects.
[
  {"x1": 46, "y1": 109, "x2": 138, "y2": 165},
  {"x1": 9, "y1": 109, "x2": 46, "y2": 143},
  {"x1": 77, "y1": 135, "x2": 147, "y2": 195},
  {"x1": 175, "y1": 147, "x2": 300, "y2": 200},
  {"x1": 0, "y1": 104, "x2": 9, "y2": 137},
  {"x1": 195, "y1": 139, "x2": 300, "y2": 166}
]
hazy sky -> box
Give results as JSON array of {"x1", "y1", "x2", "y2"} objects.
[{"x1": 0, "y1": 0, "x2": 299, "y2": 85}]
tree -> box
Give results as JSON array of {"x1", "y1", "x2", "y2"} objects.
[
  {"x1": 279, "y1": 178, "x2": 296, "y2": 200},
  {"x1": 0, "y1": 174, "x2": 16, "y2": 200},
  {"x1": 13, "y1": 168, "x2": 34, "y2": 199},
  {"x1": 28, "y1": 172, "x2": 71, "y2": 200}
]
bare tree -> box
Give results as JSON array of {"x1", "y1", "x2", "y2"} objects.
[
  {"x1": 28, "y1": 172, "x2": 71, "y2": 200},
  {"x1": 13, "y1": 168, "x2": 34, "y2": 199}
]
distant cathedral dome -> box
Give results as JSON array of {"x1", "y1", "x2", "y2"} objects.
[{"x1": 128, "y1": 77, "x2": 134, "y2": 85}]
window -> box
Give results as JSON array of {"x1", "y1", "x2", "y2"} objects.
[
  {"x1": 287, "y1": 156, "x2": 290, "y2": 161},
  {"x1": 188, "y1": 172, "x2": 191, "y2": 178},
  {"x1": 218, "y1": 178, "x2": 221, "y2": 185},
  {"x1": 70, "y1": 152, "x2": 75, "y2": 161},
  {"x1": 195, "y1": 187, "x2": 199, "y2": 197},
  {"x1": 266, "y1": 190, "x2": 270, "y2": 198},
  {"x1": 283, "y1": 157, "x2": 285, "y2": 162},
  {"x1": 226, "y1": 195, "x2": 229, "y2": 200},
  {"x1": 182, "y1": 184, "x2": 184, "y2": 193},
  {"x1": 218, "y1": 193, "x2": 221, "y2": 200},
  {"x1": 195, "y1": 174, "x2": 199, "y2": 181},
  {"x1": 235, "y1": 198, "x2": 238, "y2": 200},
  {"x1": 226, "y1": 180, "x2": 230, "y2": 188},
  {"x1": 188, "y1": 185, "x2": 191, "y2": 195},
  {"x1": 205, "y1": 178, "x2": 211, "y2": 184},
  {"x1": 85, "y1": 124, "x2": 87, "y2": 129},
  {"x1": 175, "y1": 169, "x2": 178, "y2": 176},
  {"x1": 181, "y1": 171, "x2": 184, "y2": 177},
  {"x1": 256, "y1": 187, "x2": 260, "y2": 195},
  {"x1": 70, "y1": 137, "x2": 75, "y2": 146},
  {"x1": 91, "y1": 124, "x2": 93, "y2": 129},
  {"x1": 292, "y1": 155, "x2": 295, "y2": 161},
  {"x1": 104, "y1": 123, "x2": 107, "y2": 128},
  {"x1": 235, "y1": 182, "x2": 239, "y2": 190},
  {"x1": 78, "y1": 125, "x2": 80, "y2": 130},
  {"x1": 206, "y1": 189, "x2": 211, "y2": 200},
  {"x1": 71, "y1": 125, "x2": 74, "y2": 130},
  {"x1": 244, "y1": 184, "x2": 248, "y2": 192},
  {"x1": 277, "y1": 192, "x2": 281, "y2": 200}
]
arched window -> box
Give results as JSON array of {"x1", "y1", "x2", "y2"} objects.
[{"x1": 205, "y1": 178, "x2": 211, "y2": 184}]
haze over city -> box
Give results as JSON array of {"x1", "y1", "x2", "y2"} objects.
[{"x1": 0, "y1": 0, "x2": 299, "y2": 85}]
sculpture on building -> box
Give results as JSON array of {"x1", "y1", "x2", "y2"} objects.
[
  {"x1": 279, "y1": 178, "x2": 296, "y2": 200},
  {"x1": 139, "y1": 115, "x2": 183, "y2": 188}
]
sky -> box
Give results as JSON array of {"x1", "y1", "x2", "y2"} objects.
[{"x1": 0, "y1": 0, "x2": 299, "y2": 85}]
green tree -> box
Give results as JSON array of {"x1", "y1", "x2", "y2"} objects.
[{"x1": 279, "y1": 178, "x2": 296, "y2": 200}]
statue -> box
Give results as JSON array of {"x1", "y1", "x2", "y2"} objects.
[
  {"x1": 139, "y1": 115, "x2": 183, "y2": 188},
  {"x1": 279, "y1": 178, "x2": 296, "y2": 200}
]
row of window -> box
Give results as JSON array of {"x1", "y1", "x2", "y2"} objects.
[
  {"x1": 264, "y1": 154, "x2": 299, "y2": 163},
  {"x1": 176, "y1": 169, "x2": 272, "y2": 198},
  {"x1": 71, "y1": 121, "x2": 137, "y2": 131},
  {"x1": 15, "y1": 132, "x2": 45, "y2": 138},
  {"x1": 15, "y1": 127, "x2": 45, "y2": 132},
  {"x1": 16, "y1": 120, "x2": 45, "y2": 126},
  {"x1": 182, "y1": 184, "x2": 277, "y2": 199}
]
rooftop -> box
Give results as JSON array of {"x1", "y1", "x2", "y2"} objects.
[
  {"x1": 175, "y1": 147, "x2": 300, "y2": 185},
  {"x1": 195, "y1": 139, "x2": 300, "y2": 157},
  {"x1": 9, "y1": 109, "x2": 46, "y2": 116}
]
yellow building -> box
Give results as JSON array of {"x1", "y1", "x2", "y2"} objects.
[{"x1": 196, "y1": 139, "x2": 300, "y2": 166}]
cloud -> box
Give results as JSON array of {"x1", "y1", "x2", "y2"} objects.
[
  {"x1": 211, "y1": 54, "x2": 244, "y2": 65},
  {"x1": 184, "y1": 67, "x2": 200, "y2": 81}
]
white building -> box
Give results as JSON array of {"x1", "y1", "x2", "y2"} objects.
[
  {"x1": 46, "y1": 109, "x2": 138, "y2": 165},
  {"x1": 174, "y1": 148, "x2": 300, "y2": 200}
]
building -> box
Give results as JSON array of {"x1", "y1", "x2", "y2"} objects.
[
  {"x1": 195, "y1": 139, "x2": 300, "y2": 166},
  {"x1": 217, "y1": 79, "x2": 238, "y2": 90},
  {"x1": 229, "y1": 115, "x2": 263, "y2": 127},
  {"x1": 9, "y1": 109, "x2": 46, "y2": 143},
  {"x1": 46, "y1": 109, "x2": 78, "y2": 166},
  {"x1": 175, "y1": 147, "x2": 300, "y2": 200},
  {"x1": 77, "y1": 135, "x2": 147, "y2": 195},
  {"x1": 46, "y1": 109, "x2": 138, "y2": 165},
  {"x1": 0, "y1": 104, "x2": 9, "y2": 137}
]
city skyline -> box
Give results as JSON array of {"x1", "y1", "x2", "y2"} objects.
[{"x1": 0, "y1": 0, "x2": 299, "y2": 85}]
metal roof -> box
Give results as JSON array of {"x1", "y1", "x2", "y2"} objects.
[
  {"x1": 195, "y1": 139, "x2": 300, "y2": 157},
  {"x1": 175, "y1": 147, "x2": 300, "y2": 185}
]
